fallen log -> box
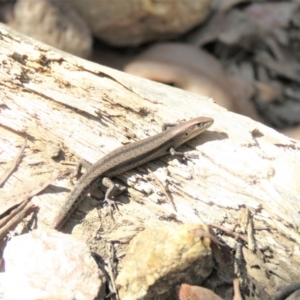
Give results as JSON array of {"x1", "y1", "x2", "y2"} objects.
[{"x1": 0, "y1": 23, "x2": 300, "y2": 297}]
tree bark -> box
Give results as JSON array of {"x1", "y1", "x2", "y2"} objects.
[{"x1": 1, "y1": 23, "x2": 300, "y2": 293}]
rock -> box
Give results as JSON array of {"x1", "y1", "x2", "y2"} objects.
[
  {"x1": 72, "y1": 0, "x2": 211, "y2": 46},
  {"x1": 0, "y1": 229, "x2": 104, "y2": 300},
  {"x1": 116, "y1": 223, "x2": 215, "y2": 300},
  {"x1": 12, "y1": 0, "x2": 92, "y2": 58}
]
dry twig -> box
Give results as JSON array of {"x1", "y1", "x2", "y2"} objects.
[{"x1": 0, "y1": 139, "x2": 27, "y2": 187}]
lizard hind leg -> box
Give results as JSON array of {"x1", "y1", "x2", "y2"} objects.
[{"x1": 102, "y1": 177, "x2": 126, "y2": 209}]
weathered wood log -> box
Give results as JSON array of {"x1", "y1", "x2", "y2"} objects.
[{"x1": 1, "y1": 23, "x2": 300, "y2": 295}]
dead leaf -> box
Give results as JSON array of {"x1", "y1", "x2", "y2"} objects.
[
  {"x1": 124, "y1": 42, "x2": 238, "y2": 112},
  {"x1": 177, "y1": 283, "x2": 224, "y2": 300},
  {"x1": 0, "y1": 171, "x2": 64, "y2": 216}
]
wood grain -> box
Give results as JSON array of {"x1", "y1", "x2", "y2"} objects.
[{"x1": 0, "y1": 23, "x2": 300, "y2": 293}]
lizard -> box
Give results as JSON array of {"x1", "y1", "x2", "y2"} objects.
[{"x1": 53, "y1": 116, "x2": 214, "y2": 229}]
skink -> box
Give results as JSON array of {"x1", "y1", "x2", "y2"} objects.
[{"x1": 53, "y1": 116, "x2": 214, "y2": 229}]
